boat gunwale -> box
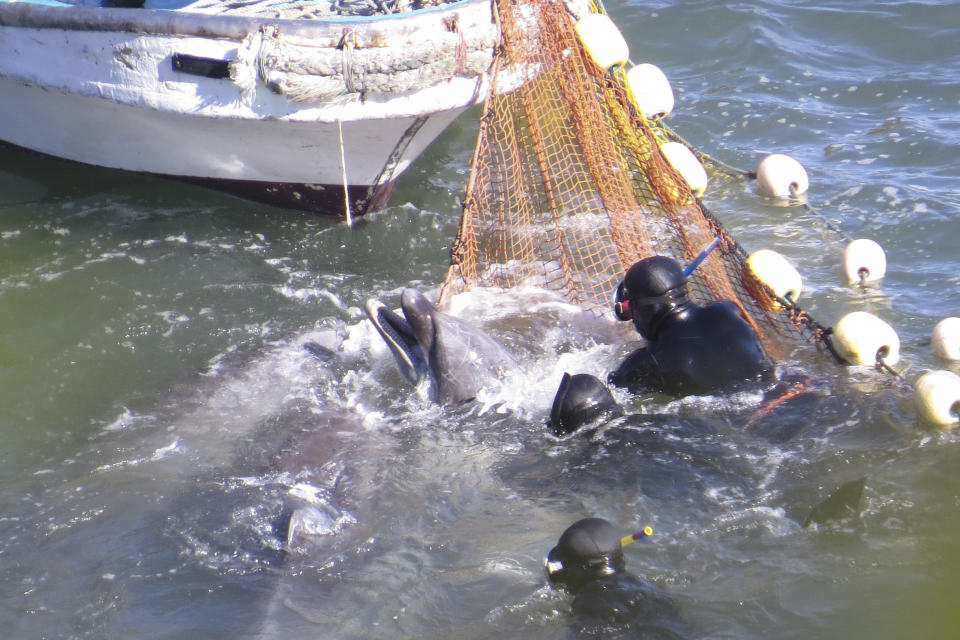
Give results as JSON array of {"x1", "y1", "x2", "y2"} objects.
[{"x1": 0, "y1": 0, "x2": 491, "y2": 41}]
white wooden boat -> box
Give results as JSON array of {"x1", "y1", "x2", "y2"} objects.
[{"x1": 0, "y1": 0, "x2": 498, "y2": 216}]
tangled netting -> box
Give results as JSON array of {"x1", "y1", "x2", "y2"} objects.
[{"x1": 440, "y1": 0, "x2": 834, "y2": 360}]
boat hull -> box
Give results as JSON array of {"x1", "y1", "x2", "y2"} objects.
[
  {"x1": 0, "y1": 0, "x2": 495, "y2": 216},
  {"x1": 0, "y1": 75, "x2": 464, "y2": 215}
]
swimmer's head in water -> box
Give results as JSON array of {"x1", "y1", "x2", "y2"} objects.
[
  {"x1": 545, "y1": 517, "x2": 626, "y2": 592},
  {"x1": 548, "y1": 373, "x2": 623, "y2": 436},
  {"x1": 614, "y1": 256, "x2": 692, "y2": 339}
]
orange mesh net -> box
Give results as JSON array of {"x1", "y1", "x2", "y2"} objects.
[{"x1": 440, "y1": 0, "x2": 832, "y2": 359}]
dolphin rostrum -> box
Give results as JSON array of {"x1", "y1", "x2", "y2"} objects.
[{"x1": 365, "y1": 288, "x2": 517, "y2": 403}]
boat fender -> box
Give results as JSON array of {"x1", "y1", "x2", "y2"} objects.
[
  {"x1": 659, "y1": 142, "x2": 708, "y2": 196},
  {"x1": 833, "y1": 311, "x2": 900, "y2": 366},
  {"x1": 842, "y1": 238, "x2": 886, "y2": 285},
  {"x1": 914, "y1": 370, "x2": 960, "y2": 428},
  {"x1": 931, "y1": 317, "x2": 960, "y2": 361},
  {"x1": 746, "y1": 249, "x2": 802, "y2": 308},
  {"x1": 756, "y1": 154, "x2": 809, "y2": 199},
  {"x1": 626, "y1": 63, "x2": 674, "y2": 119},
  {"x1": 575, "y1": 14, "x2": 629, "y2": 69}
]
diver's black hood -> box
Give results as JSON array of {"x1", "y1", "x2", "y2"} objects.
[
  {"x1": 546, "y1": 517, "x2": 626, "y2": 593},
  {"x1": 617, "y1": 256, "x2": 693, "y2": 339},
  {"x1": 548, "y1": 373, "x2": 623, "y2": 436}
]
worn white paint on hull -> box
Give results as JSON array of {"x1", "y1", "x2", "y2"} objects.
[
  {"x1": 0, "y1": 0, "x2": 496, "y2": 214},
  {"x1": 0, "y1": 76, "x2": 466, "y2": 187}
]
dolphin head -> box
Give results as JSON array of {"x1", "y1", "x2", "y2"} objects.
[
  {"x1": 364, "y1": 298, "x2": 430, "y2": 388},
  {"x1": 366, "y1": 289, "x2": 517, "y2": 404},
  {"x1": 400, "y1": 288, "x2": 438, "y2": 358}
]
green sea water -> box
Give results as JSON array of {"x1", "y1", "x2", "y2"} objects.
[{"x1": 1, "y1": 1, "x2": 959, "y2": 638}]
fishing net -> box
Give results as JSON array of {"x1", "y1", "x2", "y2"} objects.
[{"x1": 439, "y1": 0, "x2": 832, "y2": 359}]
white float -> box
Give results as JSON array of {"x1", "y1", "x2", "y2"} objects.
[
  {"x1": 575, "y1": 13, "x2": 629, "y2": 69},
  {"x1": 746, "y1": 249, "x2": 802, "y2": 306},
  {"x1": 833, "y1": 311, "x2": 900, "y2": 366},
  {"x1": 931, "y1": 317, "x2": 960, "y2": 361},
  {"x1": 842, "y1": 238, "x2": 887, "y2": 285},
  {"x1": 660, "y1": 141, "x2": 708, "y2": 196},
  {"x1": 756, "y1": 154, "x2": 809, "y2": 199},
  {"x1": 914, "y1": 370, "x2": 960, "y2": 428},
  {"x1": 626, "y1": 63, "x2": 674, "y2": 119}
]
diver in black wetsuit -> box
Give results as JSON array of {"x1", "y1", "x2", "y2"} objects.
[
  {"x1": 546, "y1": 517, "x2": 690, "y2": 639},
  {"x1": 608, "y1": 255, "x2": 773, "y2": 397},
  {"x1": 547, "y1": 255, "x2": 777, "y2": 437}
]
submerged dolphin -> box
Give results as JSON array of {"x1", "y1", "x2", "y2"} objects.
[
  {"x1": 365, "y1": 288, "x2": 518, "y2": 403},
  {"x1": 802, "y1": 476, "x2": 867, "y2": 528}
]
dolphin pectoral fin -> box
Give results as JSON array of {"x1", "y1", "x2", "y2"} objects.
[
  {"x1": 803, "y1": 476, "x2": 867, "y2": 527},
  {"x1": 365, "y1": 299, "x2": 429, "y2": 386}
]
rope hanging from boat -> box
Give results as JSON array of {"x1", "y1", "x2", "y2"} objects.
[{"x1": 439, "y1": 0, "x2": 835, "y2": 360}]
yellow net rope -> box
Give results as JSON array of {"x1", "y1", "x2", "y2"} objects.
[{"x1": 440, "y1": 0, "x2": 833, "y2": 359}]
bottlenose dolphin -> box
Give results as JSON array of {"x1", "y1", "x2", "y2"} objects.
[{"x1": 365, "y1": 288, "x2": 518, "y2": 404}]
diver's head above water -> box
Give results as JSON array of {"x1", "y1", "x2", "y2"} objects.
[
  {"x1": 548, "y1": 373, "x2": 623, "y2": 436},
  {"x1": 546, "y1": 517, "x2": 627, "y2": 593},
  {"x1": 614, "y1": 256, "x2": 693, "y2": 339}
]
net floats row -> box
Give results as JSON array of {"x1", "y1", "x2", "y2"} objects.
[
  {"x1": 753, "y1": 159, "x2": 886, "y2": 287},
  {"x1": 574, "y1": 12, "x2": 824, "y2": 208},
  {"x1": 574, "y1": 13, "x2": 812, "y2": 204},
  {"x1": 663, "y1": 150, "x2": 812, "y2": 204},
  {"x1": 754, "y1": 157, "x2": 887, "y2": 286},
  {"x1": 574, "y1": 13, "x2": 675, "y2": 120},
  {"x1": 746, "y1": 247, "x2": 959, "y2": 427},
  {"x1": 660, "y1": 146, "x2": 812, "y2": 204},
  {"x1": 573, "y1": 14, "x2": 706, "y2": 199},
  {"x1": 744, "y1": 240, "x2": 885, "y2": 304},
  {"x1": 727, "y1": 147, "x2": 957, "y2": 429},
  {"x1": 746, "y1": 248, "x2": 956, "y2": 361}
]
